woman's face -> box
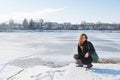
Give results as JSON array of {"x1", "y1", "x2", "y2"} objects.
[{"x1": 82, "y1": 35, "x2": 86, "y2": 42}]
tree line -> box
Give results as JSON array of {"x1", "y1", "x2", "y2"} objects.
[{"x1": 0, "y1": 19, "x2": 120, "y2": 31}]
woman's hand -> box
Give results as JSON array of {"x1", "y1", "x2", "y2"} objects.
[{"x1": 84, "y1": 52, "x2": 89, "y2": 58}]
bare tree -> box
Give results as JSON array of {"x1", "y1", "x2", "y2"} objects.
[{"x1": 23, "y1": 19, "x2": 29, "y2": 30}]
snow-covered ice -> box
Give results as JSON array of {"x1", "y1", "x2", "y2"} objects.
[
  {"x1": 0, "y1": 30, "x2": 119, "y2": 80},
  {"x1": 6, "y1": 63, "x2": 120, "y2": 80}
]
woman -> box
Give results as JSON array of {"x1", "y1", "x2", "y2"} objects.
[{"x1": 74, "y1": 33, "x2": 96, "y2": 69}]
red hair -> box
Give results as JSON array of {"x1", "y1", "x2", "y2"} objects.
[{"x1": 78, "y1": 33, "x2": 88, "y2": 48}]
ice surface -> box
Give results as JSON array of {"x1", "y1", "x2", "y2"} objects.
[
  {"x1": 5, "y1": 63, "x2": 120, "y2": 80},
  {"x1": 0, "y1": 30, "x2": 119, "y2": 79}
]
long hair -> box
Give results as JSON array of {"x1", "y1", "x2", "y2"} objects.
[{"x1": 78, "y1": 33, "x2": 88, "y2": 49}]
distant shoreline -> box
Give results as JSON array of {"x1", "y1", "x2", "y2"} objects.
[{"x1": 0, "y1": 30, "x2": 120, "y2": 33}]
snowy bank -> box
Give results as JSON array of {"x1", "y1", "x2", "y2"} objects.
[{"x1": 7, "y1": 63, "x2": 120, "y2": 80}]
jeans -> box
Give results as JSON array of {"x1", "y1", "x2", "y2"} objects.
[{"x1": 73, "y1": 54, "x2": 93, "y2": 65}]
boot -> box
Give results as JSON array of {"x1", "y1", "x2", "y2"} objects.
[
  {"x1": 76, "y1": 59, "x2": 83, "y2": 67},
  {"x1": 86, "y1": 64, "x2": 93, "y2": 69}
]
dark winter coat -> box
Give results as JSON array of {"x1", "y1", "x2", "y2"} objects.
[{"x1": 78, "y1": 40, "x2": 95, "y2": 56}]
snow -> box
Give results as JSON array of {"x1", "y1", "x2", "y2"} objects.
[
  {"x1": 0, "y1": 65, "x2": 22, "y2": 80},
  {"x1": 0, "y1": 30, "x2": 119, "y2": 80},
  {"x1": 7, "y1": 63, "x2": 120, "y2": 80}
]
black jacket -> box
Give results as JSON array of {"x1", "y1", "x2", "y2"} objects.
[{"x1": 78, "y1": 40, "x2": 95, "y2": 56}]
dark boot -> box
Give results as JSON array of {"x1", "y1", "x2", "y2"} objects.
[
  {"x1": 73, "y1": 54, "x2": 83, "y2": 67},
  {"x1": 76, "y1": 59, "x2": 83, "y2": 67},
  {"x1": 76, "y1": 64, "x2": 83, "y2": 67},
  {"x1": 86, "y1": 64, "x2": 93, "y2": 69}
]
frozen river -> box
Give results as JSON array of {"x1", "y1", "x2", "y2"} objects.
[
  {"x1": 0, "y1": 30, "x2": 120, "y2": 67},
  {"x1": 0, "y1": 30, "x2": 120, "y2": 79}
]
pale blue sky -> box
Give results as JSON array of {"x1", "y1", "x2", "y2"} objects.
[{"x1": 0, "y1": 0, "x2": 120, "y2": 23}]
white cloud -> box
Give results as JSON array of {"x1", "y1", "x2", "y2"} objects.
[
  {"x1": 13, "y1": 8, "x2": 65, "y2": 19},
  {"x1": 0, "y1": 8, "x2": 65, "y2": 22}
]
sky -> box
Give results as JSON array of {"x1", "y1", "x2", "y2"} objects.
[{"x1": 0, "y1": 0, "x2": 120, "y2": 23}]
